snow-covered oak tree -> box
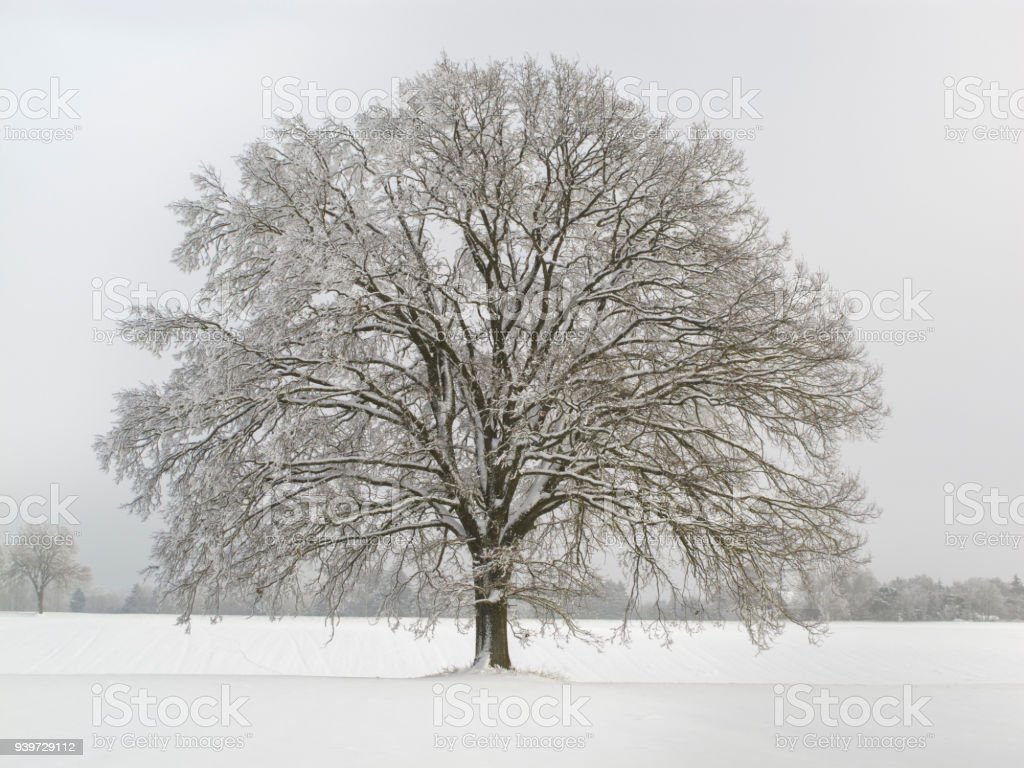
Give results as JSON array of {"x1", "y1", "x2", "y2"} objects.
[{"x1": 97, "y1": 57, "x2": 885, "y2": 668}]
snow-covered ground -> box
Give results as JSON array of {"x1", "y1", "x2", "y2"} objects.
[
  {"x1": 0, "y1": 614, "x2": 1021, "y2": 766},
  {"x1": 1, "y1": 613, "x2": 1023, "y2": 683}
]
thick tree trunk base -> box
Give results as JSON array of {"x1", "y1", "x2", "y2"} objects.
[{"x1": 473, "y1": 598, "x2": 512, "y2": 669}]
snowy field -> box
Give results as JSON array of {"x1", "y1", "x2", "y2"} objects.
[{"x1": 1, "y1": 614, "x2": 1022, "y2": 766}]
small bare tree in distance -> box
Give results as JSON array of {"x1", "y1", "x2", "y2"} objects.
[
  {"x1": 2, "y1": 526, "x2": 91, "y2": 614},
  {"x1": 96, "y1": 56, "x2": 885, "y2": 668}
]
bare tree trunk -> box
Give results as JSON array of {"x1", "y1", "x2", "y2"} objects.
[
  {"x1": 474, "y1": 597, "x2": 511, "y2": 669},
  {"x1": 36, "y1": 588, "x2": 44, "y2": 614},
  {"x1": 473, "y1": 560, "x2": 512, "y2": 669}
]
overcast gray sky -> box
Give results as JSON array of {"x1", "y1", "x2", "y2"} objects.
[{"x1": 2, "y1": 0, "x2": 1023, "y2": 589}]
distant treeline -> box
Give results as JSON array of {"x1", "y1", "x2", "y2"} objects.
[
  {"x1": 790, "y1": 569, "x2": 1024, "y2": 622},
  {"x1": 5, "y1": 568, "x2": 1024, "y2": 621}
]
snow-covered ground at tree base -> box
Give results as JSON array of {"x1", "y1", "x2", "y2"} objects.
[
  {"x1": 0, "y1": 614, "x2": 1021, "y2": 766},
  {"x1": 4, "y1": 614, "x2": 1023, "y2": 682}
]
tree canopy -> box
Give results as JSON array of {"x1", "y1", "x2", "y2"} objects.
[{"x1": 97, "y1": 57, "x2": 885, "y2": 667}]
